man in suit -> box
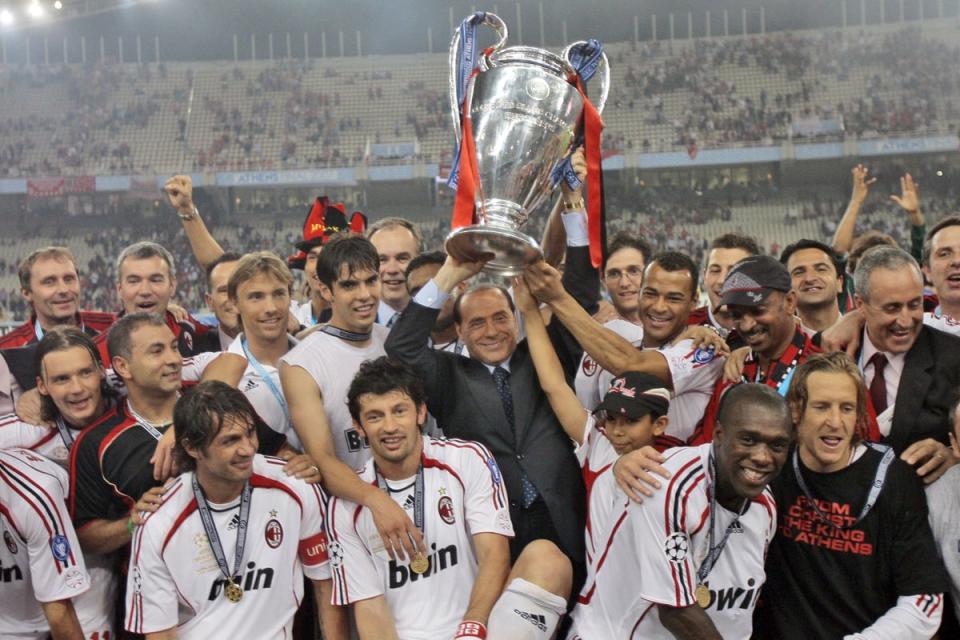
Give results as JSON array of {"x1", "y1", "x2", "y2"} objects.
[
  {"x1": 385, "y1": 248, "x2": 598, "y2": 579},
  {"x1": 852, "y1": 245, "x2": 960, "y2": 483}
]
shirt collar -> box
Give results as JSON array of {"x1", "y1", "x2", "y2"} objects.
[
  {"x1": 861, "y1": 329, "x2": 907, "y2": 374},
  {"x1": 482, "y1": 356, "x2": 512, "y2": 375}
]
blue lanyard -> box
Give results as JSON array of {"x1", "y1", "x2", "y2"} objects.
[{"x1": 241, "y1": 335, "x2": 291, "y2": 426}]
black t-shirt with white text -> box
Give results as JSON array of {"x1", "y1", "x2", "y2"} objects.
[{"x1": 755, "y1": 445, "x2": 948, "y2": 639}]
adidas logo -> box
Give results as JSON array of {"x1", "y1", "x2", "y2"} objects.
[
  {"x1": 513, "y1": 610, "x2": 547, "y2": 632},
  {"x1": 402, "y1": 494, "x2": 416, "y2": 511},
  {"x1": 227, "y1": 514, "x2": 241, "y2": 531},
  {"x1": 243, "y1": 379, "x2": 258, "y2": 392},
  {"x1": 730, "y1": 520, "x2": 744, "y2": 533}
]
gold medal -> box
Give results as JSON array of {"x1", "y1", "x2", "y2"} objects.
[
  {"x1": 694, "y1": 584, "x2": 711, "y2": 609},
  {"x1": 224, "y1": 580, "x2": 244, "y2": 603},
  {"x1": 410, "y1": 552, "x2": 429, "y2": 575}
]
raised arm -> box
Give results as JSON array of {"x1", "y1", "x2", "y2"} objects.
[
  {"x1": 513, "y1": 277, "x2": 589, "y2": 443},
  {"x1": 890, "y1": 172, "x2": 926, "y2": 264},
  {"x1": 832, "y1": 164, "x2": 875, "y2": 255},
  {"x1": 541, "y1": 147, "x2": 588, "y2": 267},
  {"x1": 523, "y1": 261, "x2": 668, "y2": 379},
  {"x1": 163, "y1": 175, "x2": 225, "y2": 268},
  {"x1": 279, "y1": 362, "x2": 424, "y2": 562}
]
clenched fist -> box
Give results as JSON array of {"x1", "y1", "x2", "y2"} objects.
[{"x1": 163, "y1": 175, "x2": 195, "y2": 215}]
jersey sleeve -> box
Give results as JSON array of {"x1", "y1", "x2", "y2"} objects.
[
  {"x1": 125, "y1": 516, "x2": 179, "y2": 634},
  {"x1": 0, "y1": 415, "x2": 52, "y2": 450},
  {"x1": 326, "y1": 497, "x2": 384, "y2": 605},
  {"x1": 660, "y1": 339, "x2": 724, "y2": 396},
  {"x1": 17, "y1": 465, "x2": 90, "y2": 603},
  {"x1": 631, "y1": 454, "x2": 707, "y2": 608},
  {"x1": 180, "y1": 352, "x2": 219, "y2": 382},
  {"x1": 458, "y1": 442, "x2": 514, "y2": 538},
  {"x1": 293, "y1": 479, "x2": 330, "y2": 581},
  {"x1": 67, "y1": 429, "x2": 115, "y2": 529}
]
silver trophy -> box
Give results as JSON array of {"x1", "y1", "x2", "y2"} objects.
[{"x1": 445, "y1": 13, "x2": 609, "y2": 276}]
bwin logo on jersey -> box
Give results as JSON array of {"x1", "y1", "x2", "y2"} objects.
[
  {"x1": 697, "y1": 578, "x2": 761, "y2": 611},
  {"x1": 208, "y1": 561, "x2": 274, "y2": 600},
  {"x1": 388, "y1": 543, "x2": 458, "y2": 588}
]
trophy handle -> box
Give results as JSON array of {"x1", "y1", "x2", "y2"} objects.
[
  {"x1": 561, "y1": 40, "x2": 610, "y2": 114},
  {"x1": 449, "y1": 12, "x2": 509, "y2": 143}
]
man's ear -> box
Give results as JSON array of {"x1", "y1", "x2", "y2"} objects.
[
  {"x1": 652, "y1": 415, "x2": 669, "y2": 437},
  {"x1": 318, "y1": 283, "x2": 334, "y2": 305},
  {"x1": 112, "y1": 355, "x2": 132, "y2": 382}
]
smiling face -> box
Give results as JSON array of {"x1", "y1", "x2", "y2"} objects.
[
  {"x1": 857, "y1": 266, "x2": 923, "y2": 354},
  {"x1": 794, "y1": 371, "x2": 859, "y2": 474},
  {"x1": 603, "y1": 248, "x2": 646, "y2": 318},
  {"x1": 23, "y1": 256, "x2": 81, "y2": 327},
  {"x1": 787, "y1": 248, "x2": 842, "y2": 310},
  {"x1": 638, "y1": 263, "x2": 696, "y2": 347},
  {"x1": 37, "y1": 346, "x2": 105, "y2": 428},
  {"x1": 355, "y1": 389, "x2": 427, "y2": 468},
  {"x1": 233, "y1": 271, "x2": 290, "y2": 343},
  {"x1": 321, "y1": 264, "x2": 380, "y2": 333},
  {"x1": 728, "y1": 290, "x2": 798, "y2": 359},
  {"x1": 187, "y1": 413, "x2": 259, "y2": 490},
  {"x1": 370, "y1": 226, "x2": 418, "y2": 312},
  {"x1": 714, "y1": 406, "x2": 791, "y2": 504},
  {"x1": 704, "y1": 247, "x2": 752, "y2": 310},
  {"x1": 117, "y1": 256, "x2": 176, "y2": 315},
  {"x1": 456, "y1": 288, "x2": 519, "y2": 366},
  {"x1": 604, "y1": 413, "x2": 668, "y2": 455},
  {"x1": 205, "y1": 260, "x2": 240, "y2": 336}
]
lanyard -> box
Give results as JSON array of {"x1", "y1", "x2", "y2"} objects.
[
  {"x1": 126, "y1": 400, "x2": 166, "y2": 441},
  {"x1": 792, "y1": 443, "x2": 894, "y2": 530},
  {"x1": 319, "y1": 324, "x2": 371, "y2": 342},
  {"x1": 55, "y1": 416, "x2": 76, "y2": 449},
  {"x1": 192, "y1": 476, "x2": 252, "y2": 585},
  {"x1": 376, "y1": 464, "x2": 425, "y2": 538},
  {"x1": 697, "y1": 454, "x2": 748, "y2": 586},
  {"x1": 240, "y1": 335, "x2": 291, "y2": 426}
]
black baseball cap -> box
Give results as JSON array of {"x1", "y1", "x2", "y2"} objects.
[
  {"x1": 595, "y1": 371, "x2": 671, "y2": 421},
  {"x1": 717, "y1": 255, "x2": 791, "y2": 310}
]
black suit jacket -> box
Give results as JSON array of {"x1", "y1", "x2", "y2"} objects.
[
  {"x1": 385, "y1": 246, "x2": 599, "y2": 563},
  {"x1": 885, "y1": 325, "x2": 960, "y2": 453}
]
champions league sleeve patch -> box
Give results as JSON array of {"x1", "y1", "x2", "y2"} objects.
[
  {"x1": 692, "y1": 346, "x2": 716, "y2": 365},
  {"x1": 664, "y1": 532, "x2": 690, "y2": 563},
  {"x1": 486, "y1": 457, "x2": 502, "y2": 485},
  {"x1": 327, "y1": 540, "x2": 344, "y2": 569},
  {"x1": 50, "y1": 534, "x2": 71, "y2": 563}
]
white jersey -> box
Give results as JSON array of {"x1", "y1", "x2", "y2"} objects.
[
  {"x1": 224, "y1": 334, "x2": 301, "y2": 450},
  {"x1": 0, "y1": 423, "x2": 118, "y2": 639},
  {"x1": 569, "y1": 444, "x2": 776, "y2": 640},
  {"x1": 658, "y1": 339, "x2": 724, "y2": 443},
  {"x1": 279, "y1": 325, "x2": 388, "y2": 470},
  {"x1": 574, "y1": 415, "x2": 626, "y2": 581},
  {"x1": 924, "y1": 308, "x2": 960, "y2": 337},
  {"x1": 293, "y1": 300, "x2": 321, "y2": 328},
  {"x1": 328, "y1": 437, "x2": 513, "y2": 640},
  {"x1": 0, "y1": 449, "x2": 90, "y2": 640},
  {"x1": 126, "y1": 455, "x2": 330, "y2": 639},
  {"x1": 575, "y1": 319, "x2": 644, "y2": 411}
]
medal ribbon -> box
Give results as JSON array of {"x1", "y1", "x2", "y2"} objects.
[
  {"x1": 192, "y1": 476, "x2": 252, "y2": 592},
  {"x1": 55, "y1": 416, "x2": 76, "y2": 450},
  {"x1": 319, "y1": 324, "x2": 372, "y2": 342},
  {"x1": 696, "y1": 454, "x2": 749, "y2": 586},
  {"x1": 376, "y1": 463, "x2": 425, "y2": 540},
  {"x1": 791, "y1": 443, "x2": 894, "y2": 530},
  {"x1": 126, "y1": 400, "x2": 167, "y2": 441},
  {"x1": 240, "y1": 335, "x2": 292, "y2": 426}
]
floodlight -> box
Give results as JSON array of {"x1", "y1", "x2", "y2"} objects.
[
  {"x1": 0, "y1": 8, "x2": 13, "y2": 25},
  {"x1": 27, "y1": 1, "x2": 44, "y2": 18}
]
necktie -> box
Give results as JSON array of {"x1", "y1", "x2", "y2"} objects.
[
  {"x1": 492, "y1": 366, "x2": 539, "y2": 508},
  {"x1": 868, "y1": 352, "x2": 888, "y2": 414}
]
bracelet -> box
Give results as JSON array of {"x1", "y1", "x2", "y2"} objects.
[
  {"x1": 126, "y1": 517, "x2": 137, "y2": 535},
  {"x1": 454, "y1": 620, "x2": 487, "y2": 638},
  {"x1": 562, "y1": 197, "x2": 585, "y2": 212},
  {"x1": 178, "y1": 206, "x2": 199, "y2": 221}
]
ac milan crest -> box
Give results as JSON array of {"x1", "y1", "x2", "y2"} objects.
[
  {"x1": 265, "y1": 519, "x2": 283, "y2": 548},
  {"x1": 581, "y1": 356, "x2": 598, "y2": 376},
  {"x1": 3, "y1": 530, "x2": 17, "y2": 554},
  {"x1": 438, "y1": 496, "x2": 455, "y2": 525}
]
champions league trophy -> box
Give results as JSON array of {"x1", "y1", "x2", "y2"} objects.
[{"x1": 445, "y1": 12, "x2": 609, "y2": 276}]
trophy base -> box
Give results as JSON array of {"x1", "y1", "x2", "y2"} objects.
[{"x1": 445, "y1": 225, "x2": 543, "y2": 278}]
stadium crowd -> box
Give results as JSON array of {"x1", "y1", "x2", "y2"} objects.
[{"x1": 0, "y1": 146, "x2": 959, "y2": 640}]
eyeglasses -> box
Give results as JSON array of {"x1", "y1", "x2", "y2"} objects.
[{"x1": 604, "y1": 266, "x2": 644, "y2": 282}]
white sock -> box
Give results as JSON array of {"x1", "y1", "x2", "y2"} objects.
[{"x1": 487, "y1": 578, "x2": 567, "y2": 639}]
